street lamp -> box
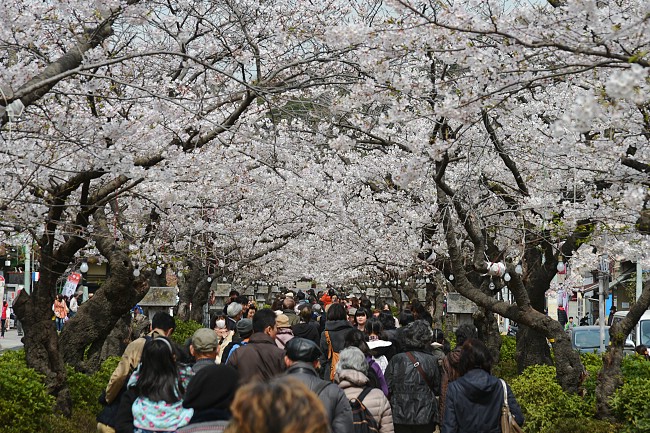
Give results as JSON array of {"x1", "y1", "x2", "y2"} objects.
[{"x1": 79, "y1": 260, "x2": 89, "y2": 273}]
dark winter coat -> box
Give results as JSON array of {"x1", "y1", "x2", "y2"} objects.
[
  {"x1": 441, "y1": 368, "x2": 524, "y2": 433},
  {"x1": 226, "y1": 332, "x2": 285, "y2": 384},
  {"x1": 292, "y1": 321, "x2": 321, "y2": 345},
  {"x1": 319, "y1": 319, "x2": 354, "y2": 379},
  {"x1": 286, "y1": 362, "x2": 353, "y2": 433},
  {"x1": 385, "y1": 349, "x2": 441, "y2": 426}
]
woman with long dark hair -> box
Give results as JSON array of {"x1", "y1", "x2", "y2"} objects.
[
  {"x1": 115, "y1": 337, "x2": 194, "y2": 433},
  {"x1": 318, "y1": 303, "x2": 353, "y2": 381}
]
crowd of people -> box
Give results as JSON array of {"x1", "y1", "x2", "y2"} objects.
[
  {"x1": 97, "y1": 289, "x2": 526, "y2": 433},
  {"x1": 51, "y1": 292, "x2": 80, "y2": 333}
]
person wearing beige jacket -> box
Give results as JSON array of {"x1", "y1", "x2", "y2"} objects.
[{"x1": 335, "y1": 347, "x2": 394, "y2": 433}]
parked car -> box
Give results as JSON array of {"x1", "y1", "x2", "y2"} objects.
[
  {"x1": 571, "y1": 326, "x2": 611, "y2": 354},
  {"x1": 570, "y1": 325, "x2": 635, "y2": 355}
]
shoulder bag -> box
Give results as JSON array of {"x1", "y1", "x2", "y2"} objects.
[{"x1": 499, "y1": 379, "x2": 523, "y2": 433}]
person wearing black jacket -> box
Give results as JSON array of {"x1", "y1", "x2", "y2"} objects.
[
  {"x1": 441, "y1": 338, "x2": 524, "y2": 433},
  {"x1": 292, "y1": 305, "x2": 321, "y2": 345},
  {"x1": 385, "y1": 320, "x2": 441, "y2": 433},
  {"x1": 319, "y1": 303, "x2": 354, "y2": 381},
  {"x1": 285, "y1": 338, "x2": 353, "y2": 433}
]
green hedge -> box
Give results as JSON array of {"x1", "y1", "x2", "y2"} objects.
[
  {"x1": 67, "y1": 356, "x2": 120, "y2": 415},
  {"x1": 494, "y1": 335, "x2": 518, "y2": 381},
  {"x1": 510, "y1": 364, "x2": 597, "y2": 433},
  {"x1": 0, "y1": 350, "x2": 55, "y2": 433},
  {"x1": 170, "y1": 319, "x2": 203, "y2": 346},
  {"x1": 610, "y1": 355, "x2": 650, "y2": 432}
]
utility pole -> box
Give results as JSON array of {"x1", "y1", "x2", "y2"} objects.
[
  {"x1": 23, "y1": 244, "x2": 31, "y2": 295},
  {"x1": 599, "y1": 254, "x2": 609, "y2": 353}
]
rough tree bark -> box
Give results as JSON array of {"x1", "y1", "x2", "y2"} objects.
[
  {"x1": 596, "y1": 279, "x2": 650, "y2": 419},
  {"x1": 98, "y1": 314, "x2": 132, "y2": 370},
  {"x1": 516, "y1": 242, "x2": 554, "y2": 371},
  {"x1": 437, "y1": 183, "x2": 584, "y2": 393},
  {"x1": 60, "y1": 208, "x2": 150, "y2": 371},
  {"x1": 475, "y1": 306, "x2": 503, "y2": 364},
  {"x1": 427, "y1": 273, "x2": 447, "y2": 329},
  {"x1": 177, "y1": 260, "x2": 203, "y2": 321}
]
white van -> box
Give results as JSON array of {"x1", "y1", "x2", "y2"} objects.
[{"x1": 611, "y1": 310, "x2": 650, "y2": 348}]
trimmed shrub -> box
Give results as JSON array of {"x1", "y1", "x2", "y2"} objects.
[
  {"x1": 170, "y1": 319, "x2": 203, "y2": 346},
  {"x1": 494, "y1": 335, "x2": 518, "y2": 381},
  {"x1": 510, "y1": 364, "x2": 594, "y2": 433},
  {"x1": 67, "y1": 356, "x2": 120, "y2": 414},
  {"x1": 0, "y1": 350, "x2": 55, "y2": 433},
  {"x1": 610, "y1": 355, "x2": 650, "y2": 432},
  {"x1": 580, "y1": 352, "x2": 603, "y2": 404},
  {"x1": 550, "y1": 417, "x2": 617, "y2": 433}
]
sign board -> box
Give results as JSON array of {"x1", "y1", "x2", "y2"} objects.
[
  {"x1": 62, "y1": 273, "x2": 81, "y2": 297},
  {"x1": 138, "y1": 286, "x2": 178, "y2": 307},
  {"x1": 446, "y1": 292, "x2": 478, "y2": 314}
]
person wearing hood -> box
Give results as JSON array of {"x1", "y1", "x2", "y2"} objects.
[
  {"x1": 335, "y1": 347, "x2": 394, "y2": 433},
  {"x1": 385, "y1": 320, "x2": 441, "y2": 433},
  {"x1": 178, "y1": 364, "x2": 239, "y2": 432},
  {"x1": 441, "y1": 338, "x2": 524, "y2": 433}
]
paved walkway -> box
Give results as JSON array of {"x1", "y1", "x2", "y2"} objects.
[{"x1": 0, "y1": 328, "x2": 25, "y2": 353}]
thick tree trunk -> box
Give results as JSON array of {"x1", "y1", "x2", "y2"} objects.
[
  {"x1": 60, "y1": 207, "x2": 150, "y2": 370},
  {"x1": 97, "y1": 314, "x2": 132, "y2": 370},
  {"x1": 60, "y1": 272, "x2": 149, "y2": 371},
  {"x1": 13, "y1": 262, "x2": 72, "y2": 415},
  {"x1": 474, "y1": 306, "x2": 502, "y2": 363},
  {"x1": 516, "y1": 325, "x2": 553, "y2": 372},
  {"x1": 61, "y1": 236, "x2": 149, "y2": 371},
  {"x1": 190, "y1": 277, "x2": 211, "y2": 323},
  {"x1": 549, "y1": 326, "x2": 584, "y2": 393},
  {"x1": 177, "y1": 260, "x2": 202, "y2": 321},
  {"x1": 427, "y1": 276, "x2": 445, "y2": 329},
  {"x1": 402, "y1": 282, "x2": 417, "y2": 304},
  {"x1": 596, "y1": 279, "x2": 650, "y2": 419}
]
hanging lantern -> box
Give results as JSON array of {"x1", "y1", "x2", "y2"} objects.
[{"x1": 485, "y1": 261, "x2": 506, "y2": 277}]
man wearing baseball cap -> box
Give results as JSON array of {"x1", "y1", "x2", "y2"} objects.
[{"x1": 190, "y1": 328, "x2": 219, "y2": 373}]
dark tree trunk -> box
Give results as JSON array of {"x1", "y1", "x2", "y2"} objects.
[
  {"x1": 177, "y1": 260, "x2": 202, "y2": 321},
  {"x1": 97, "y1": 314, "x2": 132, "y2": 370},
  {"x1": 550, "y1": 326, "x2": 584, "y2": 393},
  {"x1": 60, "y1": 274, "x2": 149, "y2": 371},
  {"x1": 517, "y1": 241, "x2": 556, "y2": 370},
  {"x1": 13, "y1": 254, "x2": 73, "y2": 415},
  {"x1": 189, "y1": 277, "x2": 211, "y2": 323},
  {"x1": 516, "y1": 325, "x2": 553, "y2": 371},
  {"x1": 427, "y1": 276, "x2": 445, "y2": 329},
  {"x1": 596, "y1": 279, "x2": 650, "y2": 419},
  {"x1": 402, "y1": 282, "x2": 417, "y2": 304},
  {"x1": 474, "y1": 306, "x2": 502, "y2": 363},
  {"x1": 60, "y1": 210, "x2": 150, "y2": 371}
]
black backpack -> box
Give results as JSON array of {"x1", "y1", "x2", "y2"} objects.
[{"x1": 350, "y1": 387, "x2": 380, "y2": 433}]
